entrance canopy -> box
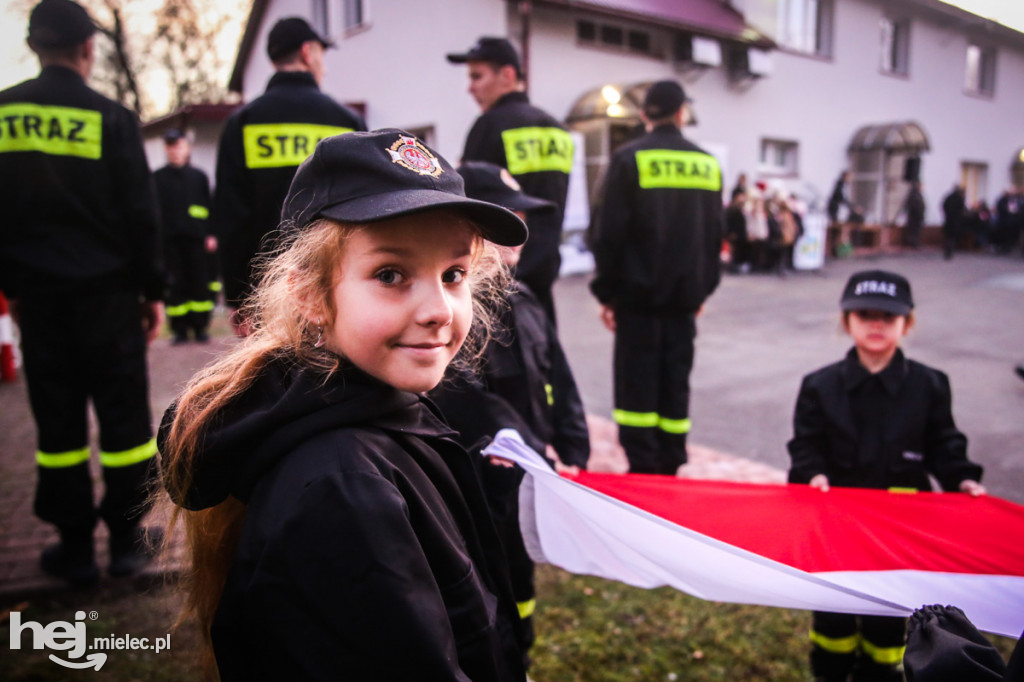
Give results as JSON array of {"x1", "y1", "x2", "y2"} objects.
[
  {"x1": 848, "y1": 121, "x2": 930, "y2": 153},
  {"x1": 567, "y1": 82, "x2": 650, "y2": 123}
]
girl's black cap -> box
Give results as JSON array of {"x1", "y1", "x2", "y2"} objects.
[
  {"x1": 281, "y1": 129, "x2": 528, "y2": 247},
  {"x1": 840, "y1": 270, "x2": 914, "y2": 315}
]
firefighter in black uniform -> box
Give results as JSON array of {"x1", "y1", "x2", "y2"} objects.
[
  {"x1": 788, "y1": 269, "x2": 986, "y2": 682},
  {"x1": 154, "y1": 128, "x2": 214, "y2": 344},
  {"x1": 215, "y1": 16, "x2": 366, "y2": 334},
  {"x1": 0, "y1": 0, "x2": 164, "y2": 585},
  {"x1": 430, "y1": 161, "x2": 591, "y2": 665},
  {"x1": 588, "y1": 80, "x2": 722, "y2": 475},
  {"x1": 447, "y1": 37, "x2": 573, "y2": 323}
]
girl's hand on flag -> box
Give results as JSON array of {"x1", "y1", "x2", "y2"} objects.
[
  {"x1": 959, "y1": 479, "x2": 987, "y2": 497},
  {"x1": 809, "y1": 474, "x2": 830, "y2": 492}
]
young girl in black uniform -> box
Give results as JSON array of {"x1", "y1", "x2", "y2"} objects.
[
  {"x1": 787, "y1": 269, "x2": 986, "y2": 682},
  {"x1": 159, "y1": 130, "x2": 528, "y2": 681}
]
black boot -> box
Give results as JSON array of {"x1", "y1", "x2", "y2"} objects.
[
  {"x1": 108, "y1": 526, "x2": 163, "y2": 577},
  {"x1": 40, "y1": 530, "x2": 99, "y2": 587}
]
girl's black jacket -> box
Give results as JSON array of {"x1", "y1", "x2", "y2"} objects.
[
  {"x1": 159, "y1": 360, "x2": 525, "y2": 681},
  {"x1": 787, "y1": 348, "x2": 982, "y2": 491}
]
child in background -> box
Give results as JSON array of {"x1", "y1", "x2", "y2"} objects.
[
  {"x1": 431, "y1": 161, "x2": 590, "y2": 663},
  {"x1": 158, "y1": 130, "x2": 528, "y2": 681},
  {"x1": 787, "y1": 269, "x2": 986, "y2": 682}
]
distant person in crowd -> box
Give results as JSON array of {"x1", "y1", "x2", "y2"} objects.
[
  {"x1": 788, "y1": 269, "x2": 986, "y2": 682},
  {"x1": 447, "y1": 36, "x2": 572, "y2": 324},
  {"x1": 965, "y1": 199, "x2": 993, "y2": 249},
  {"x1": 160, "y1": 130, "x2": 528, "y2": 681},
  {"x1": 215, "y1": 16, "x2": 366, "y2": 335},
  {"x1": 941, "y1": 184, "x2": 967, "y2": 260},
  {"x1": 993, "y1": 187, "x2": 1023, "y2": 255},
  {"x1": 732, "y1": 172, "x2": 748, "y2": 197},
  {"x1": 0, "y1": 0, "x2": 164, "y2": 585},
  {"x1": 827, "y1": 170, "x2": 852, "y2": 224},
  {"x1": 767, "y1": 193, "x2": 802, "y2": 275},
  {"x1": 901, "y1": 180, "x2": 926, "y2": 249},
  {"x1": 904, "y1": 604, "x2": 1023, "y2": 681},
  {"x1": 724, "y1": 187, "x2": 750, "y2": 273},
  {"x1": 745, "y1": 181, "x2": 771, "y2": 270},
  {"x1": 588, "y1": 80, "x2": 722, "y2": 475},
  {"x1": 154, "y1": 128, "x2": 215, "y2": 344},
  {"x1": 430, "y1": 161, "x2": 590, "y2": 668}
]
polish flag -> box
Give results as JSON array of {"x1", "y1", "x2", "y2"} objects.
[{"x1": 484, "y1": 430, "x2": 1024, "y2": 638}]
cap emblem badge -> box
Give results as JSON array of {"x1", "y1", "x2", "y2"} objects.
[
  {"x1": 387, "y1": 135, "x2": 443, "y2": 178},
  {"x1": 499, "y1": 168, "x2": 522, "y2": 191}
]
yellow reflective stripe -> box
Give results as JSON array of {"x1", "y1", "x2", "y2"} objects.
[
  {"x1": 100, "y1": 438, "x2": 157, "y2": 468},
  {"x1": 517, "y1": 598, "x2": 536, "y2": 619},
  {"x1": 188, "y1": 204, "x2": 209, "y2": 219},
  {"x1": 861, "y1": 638, "x2": 905, "y2": 665},
  {"x1": 243, "y1": 123, "x2": 353, "y2": 168},
  {"x1": 544, "y1": 383, "x2": 554, "y2": 406},
  {"x1": 208, "y1": 280, "x2": 222, "y2": 292},
  {"x1": 190, "y1": 300, "x2": 214, "y2": 313},
  {"x1": 0, "y1": 103, "x2": 102, "y2": 159},
  {"x1": 613, "y1": 409, "x2": 659, "y2": 428},
  {"x1": 888, "y1": 487, "x2": 918, "y2": 494},
  {"x1": 167, "y1": 300, "x2": 214, "y2": 317},
  {"x1": 37, "y1": 446, "x2": 90, "y2": 468},
  {"x1": 658, "y1": 417, "x2": 691, "y2": 435},
  {"x1": 166, "y1": 303, "x2": 190, "y2": 317},
  {"x1": 809, "y1": 629, "x2": 860, "y2": 654},
  {"x1": 635, "y1": 150, "x2": 721, "y2": 190},
  {"x1": 501, "y1": 126, "x2": 573, "y2": 175}
]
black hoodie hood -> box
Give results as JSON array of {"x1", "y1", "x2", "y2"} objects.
[{"x1": 159, "y1": 358, "x2": 457, "y2": 510}]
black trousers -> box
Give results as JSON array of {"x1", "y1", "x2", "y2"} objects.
[
  {"x1": 165, "y1": 236, "x2": 212, "y2": 336},
  {"x1": 19, "y1": 288, "x2": 157, "y2": 536},
  {"x1": 811, "y1": 610, "x2": 906, "y2": 681},
  {"x1": 613, "y1": 310, "x2": 696, "y2": 475}
]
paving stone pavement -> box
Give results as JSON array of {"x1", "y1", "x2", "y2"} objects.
[{"x1": 2, "y1": 247, "x2": 1021, "y2": 602}]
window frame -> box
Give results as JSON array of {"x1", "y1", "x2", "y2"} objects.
[
  {"x1": 758, "y1": 138, "x2": 800, "y2": 177},
  {"x1": 879, "y1": 16, "x2": 911, "y2": 77},
  {"x1": 575, "y1": 18, "x2": 655, "y2": 57},
  {"x1": 964, "y1": 43, "x2": 997, "y2": 97},
  {"x1": 776, "y1": 0, "x2": 834, "y2": 59},
  {"x1": 341, "y1": 0, "x2": 369, "y2": 35}
]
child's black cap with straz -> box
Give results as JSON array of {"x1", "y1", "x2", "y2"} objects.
[
  {"x1": 458, "y1": 161, "x2": 554, "y2": 216},
  {"x1": 446, "y1": 37, "x2": 522, "y2": 77},
  {"x1": 281, "y1": 129, "x2": 528, "y2": 247},
  {"x1": 643, "y1": 80, "x2": 690, "y2": 119},
  {"x1": 840, "y1": 270, "x2": 914, "y2": 315},
  {"x1": 266, "y1": 17, "x2": 333, "y2": 61},
  {"x1": 28, "y1": 0, "x2": 96, "y2": 48}
]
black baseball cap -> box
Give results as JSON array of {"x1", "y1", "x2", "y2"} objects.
[
  {"x1": 281, "y1": 129, "x2": 528, "y2": 247},
  {"x1": 643, "y1": 80, "x2": 690, "y2": 119},
  {"x1": 840, "y1": 270, "x2": 914, "y2": 315},
  {"x1": 458, "y1": 162, "x2": 554, "y2": 215},
  {"x1": 446, "y1": 37, "x2": 522, "y2": 77},
  {"x1": 162, "y1": 128, "x2": 186, "y2": 143},
  {"x1": 267, "y1": 17, "x2": 333, "y2": 61},
  {"x1": 27, "y1": 0, "x2": 96, "y2": 48}
]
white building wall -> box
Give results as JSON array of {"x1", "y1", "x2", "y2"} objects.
[{"x1": 234, "y1": 0, "x2": 1024, "y2": 217}]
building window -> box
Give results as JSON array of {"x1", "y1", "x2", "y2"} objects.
[
  {"x1": 760, "y1": 139, "x2": 799, "y2": 175},
  {"x1": 310, "y1": 0, "x2": 328, "y2": 35},
  {"x1": 880, "y1": 17, "x2": 910, "y2": 75},
  {"x1": 576, "y1": 19, "x2": 653, "y2": 56},
  {"x1": 342, "y1": 0, "x2": 366, "y2": 31},
  {"x1": 777, "y1": 0, "x2": 833, "y2": 57},
  {"x1": 965, "y1": 44, "x2": 997, "y2": 96}
]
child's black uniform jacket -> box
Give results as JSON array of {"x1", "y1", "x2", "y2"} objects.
[
  {"x1": 159, "y1": 361, "x2": 526, "y2": 682},
  {"x1": 788, "y1": 348, "x2": 982, "y2": 491}
]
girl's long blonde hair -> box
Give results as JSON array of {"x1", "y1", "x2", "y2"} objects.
[{"x1": 160, "y1": 214, "x2": 507, "y2": 673}]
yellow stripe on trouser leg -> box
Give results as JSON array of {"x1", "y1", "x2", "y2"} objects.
[
  {"x1": 37, "y1": 446, "x2": 91, "y2": 468},
  {"x1": 861, "y1": 638, "x2": 905, "y2": 665},
  {"x1": 809, "y1": 630, "x2": 860, "y2": 654},
  {"x1": 100, "y1": 438, "x2": 157, "y2": 468},
  {"x1": 517, "y1": 598, "x2": 536, "y2": 619},
  {"x1": 658, "y1": 417, "x2": 691, "y2": 434},
  {"x1": 613, "y1": 410, "x2": 659, "y2": 428},
  {"x1": 165, "y1": 303, "x2": 190, "y2": 318},
  {"x1": 189, "y1": 300, "x2": 215, "y2": 313}
]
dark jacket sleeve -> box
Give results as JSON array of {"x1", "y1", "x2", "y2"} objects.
[
  {"x1": 461, "y1": 115, "x2": 506, "y2": 167},
  {"x1": 213, "y1": 113, "x2": 252, "y2": 307},
  {"x1": 588, "y1": 151, "x2": 633, "y2": 305},
  {"x1": 228, "y1": 471, "x2": 478, "y2": 681},
  {"x1": 702, "y1": 187, "x2": 724, "y2": 301},
  {"x1": 923, "y1": 370, "x2": 981, "y2": 491},
  {"x1": 547, "y1": 330, "x2": 590, "y2": 468},
  {"x1": 787, "y1": 375, "x2": 829, "y2": 484},
  {"x1": 111, "y1": 108, "x2": 164, "y2": 301}
]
